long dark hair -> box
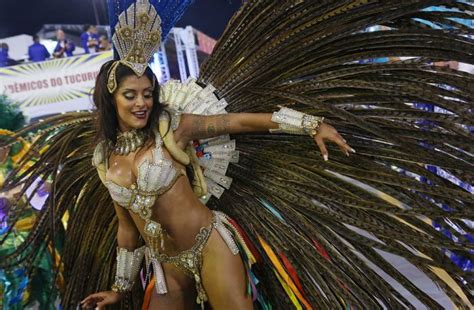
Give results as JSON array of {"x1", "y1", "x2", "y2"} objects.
[{"x1": 93, "y1": 60, "x2": 165, "y2": 145}]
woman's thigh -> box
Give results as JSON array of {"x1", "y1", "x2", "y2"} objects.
[
  {"x1": 147, "y1": 263, "x2": 197, "y2": 310},
  {"x1": 201, "y1": 229, "x2": 253, "y2": 310}
]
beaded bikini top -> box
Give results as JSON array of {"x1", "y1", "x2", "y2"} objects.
[{"x1": 92, "y1": 130, "x2": 183, "y2": 240}]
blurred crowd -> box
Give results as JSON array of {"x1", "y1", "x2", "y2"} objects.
[{"x1": 0, "y1": 25, "x2": 112, "y2": 67}]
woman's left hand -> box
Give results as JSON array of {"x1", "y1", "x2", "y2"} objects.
[
  {"x1": 80, "y1": 291, "x2": 123, "y2": 309},
  {"x1": 314, "y1": 123, "x2": 355, "y2": 161}
]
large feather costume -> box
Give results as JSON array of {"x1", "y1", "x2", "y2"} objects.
[{"x1": 1, "y1": 1, "x2": 473, "y2": 309}]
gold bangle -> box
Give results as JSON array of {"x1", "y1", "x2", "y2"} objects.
[
  {"x1": 303, "y1": 115, "x2": 324, "y2": 138},
  {"x1": 111, "y1": 282, "x2": 130, "y2": 294}
]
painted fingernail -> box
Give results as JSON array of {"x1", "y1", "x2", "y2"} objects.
[
  {"x1": 350, "y1": 148, "x2": 356, "y2": 153},
  {"x1": 343, "y1": 139, "x2": 347, "y2": 143},
  {"x1": 323, "y1": 154, "x2": 328, "y2": 161},
  {"x1": 345, "y1": 151, "x2": 350, "y2": 156}
]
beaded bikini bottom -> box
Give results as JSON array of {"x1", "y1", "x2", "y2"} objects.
[{"x1": 143, "y1": 211, "x2": 244, "y2": 308}]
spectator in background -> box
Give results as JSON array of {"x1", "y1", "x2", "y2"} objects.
[
  {"x1": 53, "y1": 29, "x2": 75, "y2": 58},
  {"x1": 0, "y1": 43, "x2": 8, "y2": 67},
  {"x1": 0, "y1": 43, "x2": 18, "y2": 67},
  {"x1": 98, "y1": 35, "x2": 111, "y2": 52},
  {"x1": 80, "y1": 25, "x2": 99, "y2": 54},
  {"x1": 28, "y1": 35, "x2": 50, "y2": 62}
]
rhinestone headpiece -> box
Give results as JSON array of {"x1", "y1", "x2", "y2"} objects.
[{"x1": 107, "y1": 0, "x2": 162, "y2": 93}]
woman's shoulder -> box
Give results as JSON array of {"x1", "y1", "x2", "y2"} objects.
[
  {"x1": 91, "y1": 141, "x2": 107, "y2": 184},
  {"x1": 159, "y1": 107, "x2": 182, "y2": 131},
  {"x1": 92, "y1": 141, "x2": 106, "y2": 167}
]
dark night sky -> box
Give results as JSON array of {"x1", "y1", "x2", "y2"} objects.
[{"x1": 0, "y1": 0, "x2": 242, "y2": 39}]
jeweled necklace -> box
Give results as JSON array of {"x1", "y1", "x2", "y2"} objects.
[{"x1": 113, "y1": 129, "x2": 145, "y2": 155}]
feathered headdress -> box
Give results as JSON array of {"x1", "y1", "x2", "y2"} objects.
[{"x1": 106, "y1": 0, "x2": 194, "y2": 93}]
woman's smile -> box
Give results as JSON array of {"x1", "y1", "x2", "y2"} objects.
[{"x1": 131, "y1": 110, "x2": 148, "y2": 120}]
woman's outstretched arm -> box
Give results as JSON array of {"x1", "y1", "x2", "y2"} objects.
[{"x1": 176, "y1": 112, "x2": 355, "y2": 161}]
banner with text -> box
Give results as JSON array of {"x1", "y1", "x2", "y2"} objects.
[{"x1": 0, "y1": 51, "x2": 113, "y2": 118}]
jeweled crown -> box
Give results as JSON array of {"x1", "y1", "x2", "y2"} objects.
[{"x1": 112, "y1": 0, "x2": 162, "y2": 76}]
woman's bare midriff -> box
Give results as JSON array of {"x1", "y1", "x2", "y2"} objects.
[{"x1": 128, "y1": 173, "x2": 214, "y2": 256}]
